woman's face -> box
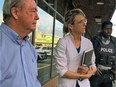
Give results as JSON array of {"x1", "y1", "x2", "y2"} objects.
[{"x1": 70, "y1": 14, "x2": 87, "y2": 35}]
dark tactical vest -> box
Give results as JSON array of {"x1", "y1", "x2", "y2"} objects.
[
  {"x1": 93, "y1": 36, "x2": 116, "y2": 68},
  {"x1": 97, "y1": 42, "x2": 115, "y2": 66}
]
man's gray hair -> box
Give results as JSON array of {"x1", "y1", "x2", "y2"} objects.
[{"x1": 3, "y1": 0, "x2": 23, "y2": 23}]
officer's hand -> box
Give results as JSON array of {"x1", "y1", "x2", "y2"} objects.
[
  {"x1": 95, "y1": 68, "x2": 102, "y2": 76},
  {"x1": 111, "y1": 70, "x2": 116, "y2": 74}
]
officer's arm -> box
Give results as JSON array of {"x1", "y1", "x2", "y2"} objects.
[{"x1": 111, "y1": 70, "x2": 116, "y2": 74}]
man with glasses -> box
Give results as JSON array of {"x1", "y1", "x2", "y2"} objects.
[
  {"x1": 90, "y1": 21, "x2": 116, "y2": 87},
  {"x1": 54, "y1": 8, "x2": 96, "y2": 87}
]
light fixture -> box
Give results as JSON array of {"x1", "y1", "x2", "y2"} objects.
[
  {"x1": 96, "y1": 2, "x2": 104, "y2": 5},
  {"x1": 94, "y1": 16, "x2": 102, "y2": 23}
]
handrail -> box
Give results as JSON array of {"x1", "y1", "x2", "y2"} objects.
[{"x1": 42, "y1": 0, "x2": 64, "y2": 21}]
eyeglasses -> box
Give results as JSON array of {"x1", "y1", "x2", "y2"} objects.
[{"x1": 77, "y1": 18, "x2": 87, "y2": 25}]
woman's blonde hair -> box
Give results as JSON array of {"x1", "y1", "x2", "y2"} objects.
[{"x1": 63, "y1": 8, "x2": 86, "y2": 34}]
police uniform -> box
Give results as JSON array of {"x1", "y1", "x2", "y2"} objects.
[{"x1": 90, "y1": 33, "x2": 116, "y2": 87}]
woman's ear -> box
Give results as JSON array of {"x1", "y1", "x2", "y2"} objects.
[{"x1": 68, "y1": 24, "x2": 73, "y2": 30}]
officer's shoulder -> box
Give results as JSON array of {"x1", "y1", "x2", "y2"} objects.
[
  {"x1": 111, "y1": 36, "x2": 116, "y2": 42},
  {"x1": 111, "y1": 36, "x2": 116, "y2": 39}
]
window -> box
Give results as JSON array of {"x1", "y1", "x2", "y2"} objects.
[{"x1": 36, "y1": 7, "x2": 63, "y2": 84}]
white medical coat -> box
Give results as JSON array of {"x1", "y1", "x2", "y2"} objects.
[{"x1": 54, "y1": 33, "x2": 96, "y2": 87}]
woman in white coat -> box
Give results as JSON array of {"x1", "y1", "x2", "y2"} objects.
[{"x1": 54, "y1": 9, "x2": 97, "y2": 87}]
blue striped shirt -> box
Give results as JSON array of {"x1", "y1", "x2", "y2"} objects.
[{"x1": 0, "y1": 23, "x2": 41, "y2": 87}]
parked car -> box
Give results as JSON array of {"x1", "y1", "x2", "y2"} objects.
[
  {"x1": 36, "y1": 46, "x2": 52, "y2": 55},
  {"x1": 37, "y1": 51, "x2": 47, "y2": 60},
  {"x1": 35, "y1": 46, "x2": 52, "y2": 60}
]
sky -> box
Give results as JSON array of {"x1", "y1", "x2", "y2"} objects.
[
  {"x1": 0, "y1": 0, "x2": 3, "y2": 23},
  {"x1": 111, "y1": 10, "x2": 116, "y2": 37},
  {"x1": 37, "y1": 7, "x2": 63, "y2": 37}
]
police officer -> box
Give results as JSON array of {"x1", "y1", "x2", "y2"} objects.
[{"x1": 90, "y1": 21, "x2": 116, "y2": 87}]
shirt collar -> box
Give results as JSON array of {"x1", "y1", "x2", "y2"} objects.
[
  {"x1": 69, "y1": 32, "x2": 82, "y2": 42},
  {"x1": 1, "y1": 23, "x2": 29, "y2": 44}
]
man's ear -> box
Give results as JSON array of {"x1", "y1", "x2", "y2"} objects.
[{"x1": 11, "y1": 7, "x2": 19, "y2": 19}]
